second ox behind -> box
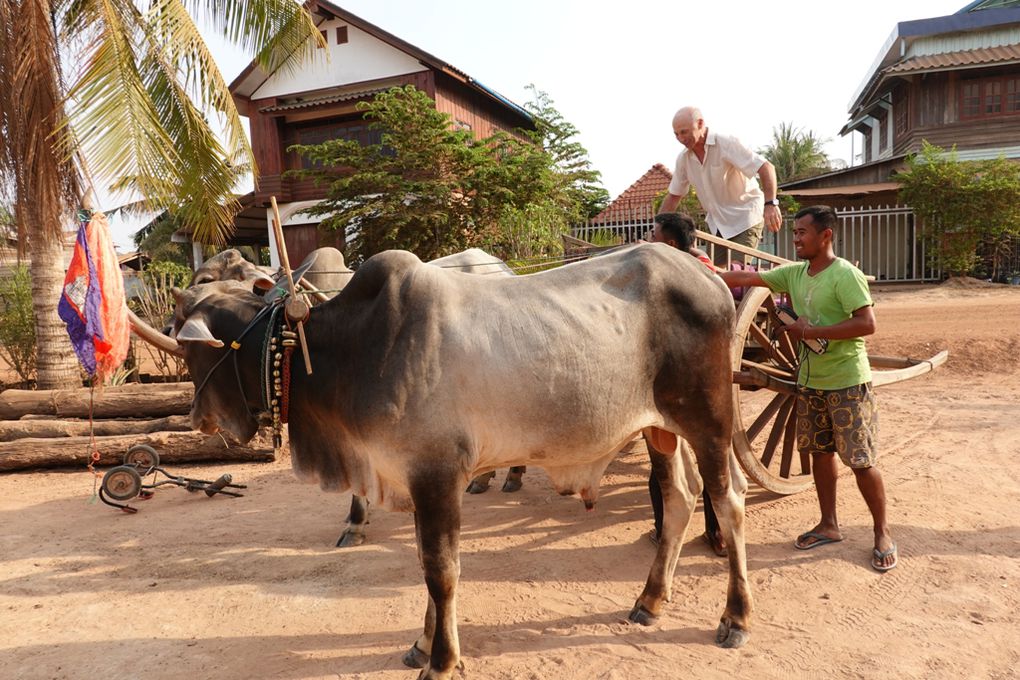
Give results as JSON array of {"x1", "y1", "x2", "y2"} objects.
[{"x1": 168, "y1": 243, "x2": 751, "y2": 679}]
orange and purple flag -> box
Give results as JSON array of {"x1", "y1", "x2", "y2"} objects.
[{"x1": 58, "y1": 211, "x2": 130, "y2": 381}]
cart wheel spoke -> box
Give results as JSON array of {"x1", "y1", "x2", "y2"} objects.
[
  {"x1": 778, "y1": 406, "x2": 799, "y2": 479},
  {"x1": 748, "y1": 320, "x2": 796, "y2": 371},
  {"x1": 763, "y1": 295, "x2": 800, "y2": 366},
  {"x1": 747, "y1": 393, "x2": 789, "y2": 444},
  {"x1": 761, "y1": 397, "x2": 795, "y2": 468}
]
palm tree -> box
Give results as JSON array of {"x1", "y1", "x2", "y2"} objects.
[
  {"x1": 759, "y1": 122, "x2": 832, "y2": 185},
  {"x1": 0, "y1": 0, "x2": 322, "y2": 389}
]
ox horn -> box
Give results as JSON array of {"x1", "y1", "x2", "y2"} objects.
[
  {"x1": 128, "y1": 309, "x2": 183, "y2": 356},
  {"x1": 175, "y1": 317, "x2": 225, "y2": 348}
]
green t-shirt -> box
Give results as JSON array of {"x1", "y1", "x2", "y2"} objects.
[{"x1": 758, "y1": 258, "x2": 872, "y2": 390}]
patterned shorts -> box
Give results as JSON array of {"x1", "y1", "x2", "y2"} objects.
[{"x1": 795, "y1": 383, "x2": 878, "y2": 468}]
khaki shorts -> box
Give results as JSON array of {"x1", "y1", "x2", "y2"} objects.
[
  {"x1": 712, "y1": 221, "x2": 764, "y2": 266},
  {"x1": 795, "y1": 382, "x2": 878, "y2": 468}
]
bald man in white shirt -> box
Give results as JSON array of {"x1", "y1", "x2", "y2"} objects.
[{"x1": 659, "y1": 106, "x2": 782, "y2": 264}]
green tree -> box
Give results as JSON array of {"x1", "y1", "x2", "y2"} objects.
[
  {"x1": 522, "y1": 86, "x2": 609, "y2": 219},
  {"x1": 0, "y1": 0, "x2": 321, "y2": 389},
  {"x1": 292, "y1": 85, "x2": 607, "y2": 264},
  {"x1": 759, "y1": 122, "x2": 832, "y2": 184},
  {"x1": 898, "y1": 142, "x2": 1020, "y2": 278}
]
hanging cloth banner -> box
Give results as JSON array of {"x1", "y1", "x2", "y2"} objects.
[{"x1": 58, "y1": 210, "x2": 130, "y2": 381}]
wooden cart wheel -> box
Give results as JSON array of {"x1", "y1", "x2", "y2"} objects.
[{"x1": 730, "y1": 286, "x2": 814, "y2": 495}]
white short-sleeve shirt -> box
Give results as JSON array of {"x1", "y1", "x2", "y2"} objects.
[{"x1": 667, "y1": 130, "x2": 767, "y2": 239}]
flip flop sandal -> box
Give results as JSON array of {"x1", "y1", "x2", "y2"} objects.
[
  {"x1": 872, "y1": 544, "x2": 898, "y2": 572},
  {"x1": 794, "y1": 531, "x2": 844, "y2": 550}
]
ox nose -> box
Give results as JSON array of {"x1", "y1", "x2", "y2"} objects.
[{"x1": 193, "y1": 415, "x2": 220, "y2": 435}]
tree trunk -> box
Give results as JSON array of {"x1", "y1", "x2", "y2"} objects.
[
  {"x1": 0, "y1": 383, "x2": 193, "y2": 419},
  {"x1": 0, "y1": 415, "x2": 192, "y2": 441},
  {"x1": 31, "y1": 226, "x2": 82, "y2": 390},
  {"x1": 0, "y1": 430, "x2": 274, "y2": 472}
]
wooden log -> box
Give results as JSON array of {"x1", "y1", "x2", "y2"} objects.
[
  {"x1": 0, "y1": 430, "x2": 274, "y2": 472},
  {"x1": 0, "y1": 416, "x2": 193, "y2": 442},
  {"x1": 0, "y1": 383, "x2": 194, "y2": 420}
]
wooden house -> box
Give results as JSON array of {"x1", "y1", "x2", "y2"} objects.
[
  {"x1": 779, "y1": 0, "x2": 1020, "y2": 281},
  {"x1": 178, "y1": 1, "x2": 535, "y2": 268}
]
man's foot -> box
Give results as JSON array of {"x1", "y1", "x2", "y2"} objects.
[
  {"x1": 702, "y1": 530, "x2": 728, "y2": 557},
  {"x1": 794, "y1": 528, "x2": 844, "y2": 550},
  {"x1": 872, "y1": 534, "x2": 897, "y2": 571}
]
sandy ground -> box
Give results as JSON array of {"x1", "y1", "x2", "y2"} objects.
[{"x1": 1, "y1": 282, "x2": 1019, "y2": 680}]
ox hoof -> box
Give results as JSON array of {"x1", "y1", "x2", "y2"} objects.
[
  {"x1": 403, "y1": 643, "x2": 430, "y2": 669},
  {"x1": 466, "y1": 472, "x2": 495, "y2": 494},
  {"x1": 715, "y1": 620, "x2": 750, "y2": 649},
  {"x1": 335, "y1": 530, "x2": 366, "y2": 548},
  {"x1": 501, "y1": 477, "x2": 523, "y2": 493},
  {"x1": 627, "y1": 604, "x2": 658, "y2": 626}
]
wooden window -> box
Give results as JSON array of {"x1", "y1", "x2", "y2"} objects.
[
  {"x1": 336, "y1": 26, "x2": 348, "y2": 44},
  {"x1": 961, "y1": 75, "x2": 1020, "y2": 119},
  {"x1": 288, "y1": 120, "x2": 385, "y2": 170},
  {"x1": 1008, "y1": 78, "x2": 1020, "y2": 112},
  {"x1": 318, "y1": 30, "x2": 327, "y2": 47},
  {"x1": 962, "y1": 82, "x2": 981, "y2": 117},
  {"x1": 878, "y1": 111, "x2": 889, "y2": 151},
  {"x1": 894, "y1": 99, "x2": 910, "y2": 137}
]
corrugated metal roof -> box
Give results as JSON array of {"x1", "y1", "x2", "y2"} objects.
[
  {"x1": 885, "y1": 43, "x2": 1020, "y2": 73},
  {"x1": 257, "y1": 88, "x2": 387, "y2": 113}
]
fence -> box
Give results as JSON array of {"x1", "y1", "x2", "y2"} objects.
[{"x1": 578, "y1": 202, "x2": 942, "y2": 282}]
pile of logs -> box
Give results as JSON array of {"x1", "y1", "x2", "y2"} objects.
[{"x1": 0, "y1": 383, "x2": 275, "y2": 472}]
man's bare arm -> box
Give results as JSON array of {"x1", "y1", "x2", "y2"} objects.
[
  {"x1": 717, "y1": 269, "x2": 768, "y2": 288},
  {"x1": 659, "y1": 192, "x2": 682, "y2": 214},
  {"x1": 758, "y1": 161, "x2": 782, "y2": 232},
  {"x1": 783, "y1": 305, "x2": 877, "y2": 343}
]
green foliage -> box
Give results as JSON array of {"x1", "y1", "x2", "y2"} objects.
[
  {"x1": 898, "y1": 142, "x2": 1020, "y2": 277},
  {"x1": 133, "y1": 213, "x2": 190, "y2": 266},
  {"x1": 290, "y1": 85, "x2": 608, "y2": 264},
  {"x1": 521, "y1": 86, "x2": 609, "y2": 219},
  {"x1": 0, "y1": 264, "x2": 36, "y2": 385},
  {"x1": 759, "y1": 122, "x2": 832, "y2": 184},
  {"x1": 144, "y1": 260, "x2": 193, "y2": 288}
]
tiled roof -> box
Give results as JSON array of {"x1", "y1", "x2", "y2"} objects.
[
  {"x1": 593, "y1": 163, "x2": 673, "y2": 222},
  {"x1": 885, "y1": 44, "x2": 1020, "y2": 74}
]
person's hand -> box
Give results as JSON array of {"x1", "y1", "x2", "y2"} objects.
[
  {"x1": 764, "y1": 203, "x2": 782, "y2": 233},
  {"x1": 780, "y1": 316, "x2": 811, "y2": 343}
]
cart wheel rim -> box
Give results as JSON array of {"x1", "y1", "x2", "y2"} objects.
[
  {"x1": 732, "y1": 286, "x2": 814, "y2": 496},
  {"x1": 124, "y1": 445, "x2": 159, "y2": 470},
  {"x1": 102, "y1": 466, "x2": 143, "y2": 501}
]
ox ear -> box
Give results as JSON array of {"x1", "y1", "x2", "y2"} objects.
[
  {"x1": 175, "y1": 317, "x2": 225, "y2": 348},
  {"x1": 252, "y1": 270, "x2": 276, "y2": 291}
]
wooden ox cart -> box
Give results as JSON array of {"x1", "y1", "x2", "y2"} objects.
[{"x1": 566, "y1": 230, "x2": 948, "y2": 495}]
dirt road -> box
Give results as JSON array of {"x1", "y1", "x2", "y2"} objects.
[{"x1": 1, "y1": 283, "x2": 1018, "y2": 680}]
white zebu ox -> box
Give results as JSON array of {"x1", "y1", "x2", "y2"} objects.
[
  {"x1": 180, "y1": 246, "x2": 524, "y2": 546},
  {"x1": 168, "y1": 244, "x2": 752, "y2": 679}
]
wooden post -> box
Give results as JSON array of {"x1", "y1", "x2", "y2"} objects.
[{"x1": 269, "y1": 196, "x2": 313, "y2": 375}]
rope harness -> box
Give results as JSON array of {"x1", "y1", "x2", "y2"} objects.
[{"x1": 189, "y1": 298, "x2": 296, "y2": 451}]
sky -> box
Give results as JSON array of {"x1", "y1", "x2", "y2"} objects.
[{"x1": 108, "y1": 0, "x2": 968, "y2": 249}]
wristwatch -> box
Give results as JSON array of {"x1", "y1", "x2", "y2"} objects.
[{"x1": 764, "y1": 198, "x2": 780, "y2": 207}]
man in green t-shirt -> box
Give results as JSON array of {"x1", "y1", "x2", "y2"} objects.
[{"x1": 719, "y1": 205, "x2": 897, "y2": 572}]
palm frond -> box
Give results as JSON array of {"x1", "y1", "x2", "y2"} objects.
[{"x1": 0, "y1": 0, "x2": 81, "y2": 250}]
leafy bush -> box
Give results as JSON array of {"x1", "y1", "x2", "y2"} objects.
[
  {"x1": 898, "y1": 142, "x2": 1020, "y2": 277},
  {"x1": 0, "y1": 264, "x2": 36, "y2": 385}
]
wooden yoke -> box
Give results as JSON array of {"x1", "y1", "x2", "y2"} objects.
[{"x1": 270, "y1": 196, "x2": 313, "y2": 375}]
